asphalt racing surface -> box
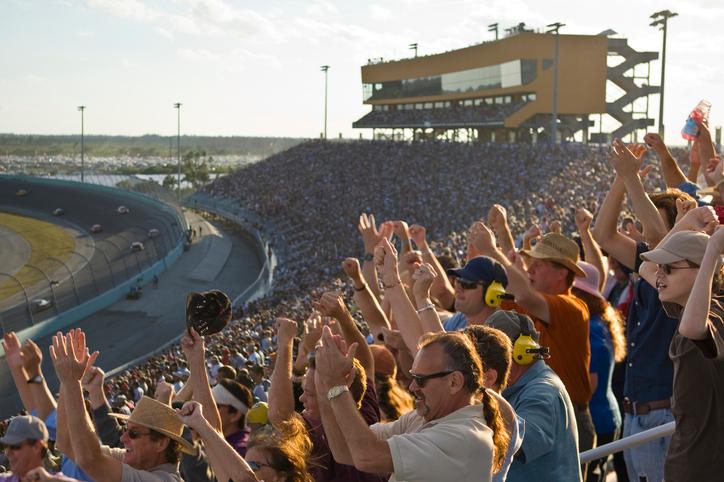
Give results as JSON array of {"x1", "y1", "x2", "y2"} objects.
[
  {"x1": 0, "y1": 207, "x2": 262, "y2": 417},
  {"x1": 0, "y1": 176, "x2": 184, "y2": 332}
]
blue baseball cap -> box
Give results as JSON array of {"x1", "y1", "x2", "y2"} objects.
[{"x1": 446, "y1": 256, "x2": 508, "y2": 287}]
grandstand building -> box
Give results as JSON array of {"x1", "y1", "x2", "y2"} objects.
[{"x1": 353, "y1": 29, "x2": 658, "y2": 144}]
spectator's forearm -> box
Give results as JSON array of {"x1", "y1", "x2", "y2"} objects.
[
  {"x1": 335, "y1": 309, "x2": 374, "y2": 379},
  {"x1": 352, "y1": 285, "x2": 391, "y2": 340},
  {"x1": 385, "y1": 284, "x2": 424, "y2": 355},
  {"x1": 622, "y1": 174, "x2": 667, "y2": 246},
  {"x1": 268, "y1": 339, "x2": 295, "y2": 424}
]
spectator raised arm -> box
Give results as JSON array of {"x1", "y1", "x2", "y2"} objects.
[
  {"x1": 181, "y1": 327, "x2": 222, "y2": 434},
  {"x1": 268, "y1": 317, "x2": 299, "y2": 425},
  {"x1": 358, "y1": 214, "x2": 391, "y2": 300},
  {"x1": 488, "y1": 204, "x2": 516, "y2": 256},
  {"x1": 3, "y1": 333, "x2": 37, "y2": 414},
  {"x1": 342, "y1": 257, "x2": 391, "y2": 341},
  {"x1": 644, "y1": 132, "x2": 689, "y2": 188},
  {"x1": 409, "y1": 224, "x2": 455, "y2": 309},
  {"x1": 575, "y1": 207, "x2": 607, "y2": 292}
]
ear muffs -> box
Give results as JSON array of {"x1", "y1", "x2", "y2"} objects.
[
  {"x1": 484, "y1": 281, "x2": 508, "y2": 308},
  {"x1": 512, "y1": 326, "x2": 550, "y2": 365}
]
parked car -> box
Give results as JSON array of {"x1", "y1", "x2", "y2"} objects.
[
  {"x1": 15, "y1": 189, "x2": 28, "y2": 197},
  {"x1": 147, "y1": 228, "x2": 160, "y2": 238},
  {"x1": 117, "y1": 206, "x2": 129, "y2": 214},
  {"x1": 131, "y1": 241, "x2": 144, "y2": 252},
  {"x1": 53, "y1": 208, "x2": 65, "y2": 216},
  {"x1": 91, "y1": 224, "x2": 103, "y2": 233},
  {"x1": 31, "y1": 299, "x2": 52, "y2": 312}
]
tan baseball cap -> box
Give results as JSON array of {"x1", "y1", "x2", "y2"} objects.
[
  {"x1": 520, "y1": 233, "x2": 586, "y2": 277},
  {"x1": 640, "y1": 230, "x2": 711, "y2": 266}
]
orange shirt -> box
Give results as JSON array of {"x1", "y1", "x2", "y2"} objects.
[{"x1": 503, "y1": 292, "x2": 592, "y2": 405}]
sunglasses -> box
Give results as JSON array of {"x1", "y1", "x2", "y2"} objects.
[
  {"x1": 658, "y1": 263, "x2": 698, "y2": 275},
  {"x1": 124, "y1": 428, "x2": 152, "y2": 440},
  {"x1": 455, "y1": 278, "x2": 481, "y2": 290},
  {"x1": 4, "y1": 441, "x2": 32, "y2": 451},
  {"x1": 409, "y1": 370, "x2": 455, "y2": 388},
  {"x1": 247, "y1": 460, "x2": 272, "y2": 472}
]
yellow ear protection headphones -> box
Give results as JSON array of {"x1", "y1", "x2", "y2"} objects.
[
  {"x1": 483, "y1": 263, "x2": 514, "y2": 308},
  {"x1": 512, "y1": 316, "x2": 550, "y2": 365}
]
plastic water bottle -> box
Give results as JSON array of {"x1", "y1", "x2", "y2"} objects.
[{"x1": 682, "y1": 100, "x2": 711, "y2": 140}]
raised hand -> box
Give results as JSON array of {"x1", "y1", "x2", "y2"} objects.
[
  {"x1": 312, "y1": 292, "x2": 349, "y2": 321},
  {"x1": 341, "y1": 257, "x2": 363, "y2": 284},
  {"x1": 678, "y1": 205, "x2": 718, "y2": 235},
  {"x1": 412, "y1": 263, "x2": 437, "y2": 300},
  {"x1": 610, "y1": 138, "x2": 646, "y2": 179},
  {"x1": 314, "y1": 326, "x2": 357, "y2": 389},
  {"x1": 381, "y1": 327, "x2": 405, "y2": 351},
  {"x1": 81, "y1": 365, "x2": 106, "y2": 397},
  {"x1": 155, "y1": 380, "x2": 175, "y2": 405},
  {"x1": 675, "y1": 198, "x2": 698, "y2": 224},
  {"x1": 2, "y1": 332, "x2": 27, "y2": 373},
  {"x1": 401, "y1": 250, "x2": 423, "y2": 275},
  {"x1": 358, "y1": 213, "x2": 385, "y2": 253},
  {"x1": 643, "y1": 132, "x2": 668, "y2": 156},
  {"x1": 275, "y1": 317, "x2": 299, "y2": 346},
  {"x1": 50, "y1": 331, "x2": 99, "y2": 384},
  {"x1": 468, "y1": 221, "x2": 497, "y2": 255},
  {"x1": 524, "y1": 224, "x2": 541, "y2": 243},
  {"x1": 487, "y1": 204, "x2": 508, "y2": 231},
  {"x1": 302, "y1": 312, "x2": 324, "y2": 352},
  {"x1": 20, "y1": 339, "x2": 43, "y2": 378},
  {"x1": 180, "y1": 327, "x2": 206, "y2": 369},
  {"x1": 391, "y1": 220, "x2": 410, "y2": 239},
  {"x1": 408, "y1": 224, "x2": 428, "y2": 250},
  {"x1": 176, "y1": 400, "x2": 206, "y2": 431},
  {"x1": 375, "y1": 238, "x2": 401, "y2": 286},
  {"x1": 575, "y1": 208, "x2": 594, "y2": 232}
]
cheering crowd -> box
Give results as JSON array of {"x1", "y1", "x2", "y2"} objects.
[{"x1": 1, "y1": 119, "x2": 723, "y2": 482}]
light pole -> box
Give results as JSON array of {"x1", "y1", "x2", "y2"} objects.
[
  {"x1": 651, "y1": 10, "x2": 678, "y2": 138},
  {"x1": 320, "y1": 66, "x2": 329, "y2": 139},
  {"x1": 409, "y1": 43, "x2": 418, "y2": 57},
  {"x1": 78, "y1": 105, "x2": 86, "y2": 183},
  {"x1": 547, "y1": 22, "x2": 565, "y2": 145},
  {"x1": 174, "y1": 102, "x2": 182, "y2": 198},
  {"x1": 488, "y1": 23, "x2": 499, "y2": 40}
]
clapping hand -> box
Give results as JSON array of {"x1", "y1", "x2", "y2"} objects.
[
  {"x1": 314, "y1": 326, "x2": 357, "y2": 390},
  {"x1": 412, "y1": 263, "x2": 437, "y2": 300},
  {"x1": 49, "y1": 329, "x2": 99, "y2": 384}
]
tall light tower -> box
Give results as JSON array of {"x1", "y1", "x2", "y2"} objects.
[
  {"x1": 488, "y1": 23, "x2": 499, "y2": 40},
  {"x1": 547, "y1": 22, "x2": 565, "y2": 144},
  {"x1": 409, "y1": 43, "x2": 418, "y2": 57},
  {"x1": 173, "y1": 102, "x2": 182, "y2": 199},
  {"x1": 650, "y1": 10, "x2": 678, "y2": 138},
  {"x1": 78, "y1": 105, "x2": 86, "y2": 183},
  {"x1": 320, "y1": 65, "x2": 329, "y2": 139}
]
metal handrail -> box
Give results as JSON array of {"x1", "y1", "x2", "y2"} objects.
[{"x1": 579, "y1": 421, "x2": 675, "y2": 464}]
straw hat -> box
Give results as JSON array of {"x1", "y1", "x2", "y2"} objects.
[
  {"x1": 520, "y1": 233, "x2": 586, "y2": 277},
  {"x1": 110, "y1": 396, "x2": 194, "y2": 454}
]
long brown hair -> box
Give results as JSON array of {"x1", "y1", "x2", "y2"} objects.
[
  {"x1": 573, "y1": 288, "x2": 626, "y2": 362},
  {"x1": 248, "y1": 416, "x2": 313, "y2": 482},
  {"x1": 419, "y1": 332, "x2": 510, "y2": 473},
  {"x1": 375, "y1": 373, "x2": 414, "y2": 421}
]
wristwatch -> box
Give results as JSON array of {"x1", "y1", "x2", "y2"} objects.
[
  {"x1": 327, "y1": 385, "x2": 349, "y2": 400},
  {"x1": 27, "y1": 375, "x2": 43, "y2": 384},
  {"x1": 364, "y1": 252, "x2": 374, "y2": 262}
]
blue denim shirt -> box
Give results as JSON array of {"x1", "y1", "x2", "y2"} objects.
[
  {"x1": 503, "y1": 360, "x2": 582, "y2": 482},
  {"x1": 443, "y1": 311, "x2": 467, "y2": 331},
  {"x1": 623, "y1": 242, "x2": 678, "y2": 402}
]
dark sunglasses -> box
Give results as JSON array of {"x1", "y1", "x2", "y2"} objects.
[
  {"x1": 659, "y1": 263, "x2": 698, "y2": 275},
  {"x1": 125, "y1": 428, "x2": 151, "y2": 440},
  {"x1": 409, "y1": 370, "x2": 455, "y2": 388},
  {"x1": 247, "y1": 460, "x2": 272, "y2": 471},
  {"x1": 455, "y1": 278, "x2": 481, "y2": 290},
  {"x1": 5, "y1": 440, "x2": 32, "y2": 451}
]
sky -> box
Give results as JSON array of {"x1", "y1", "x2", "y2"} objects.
[{"x1": 1, "y1": 0, "x2": 723, "y2": 145}]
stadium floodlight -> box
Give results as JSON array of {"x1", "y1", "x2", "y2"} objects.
[
  {"x1": 409, "y1": 43, "x2": 418, "y2": 57},
  {"x1": 320, "y1": 65, "x2": 330, "y2": 139},
  {"x1": 174, "y1": 102, "x2": 182, "y2": 199},
  {"x1": 546, "y1": 22, "x2": 565, "y2": 145},
  {"x1": 488, "y1": 23, "x2": 499, "y2": 40},
  {"x1": 650, "y1": 10, "x2": 678, "y2": 137},
  {"x1": 78, "y1": 105, "x2": 86, "y2": 183}
]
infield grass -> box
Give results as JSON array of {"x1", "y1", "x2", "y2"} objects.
[{"x1": 0, "y1": 212, "x2": 75, "y2": 300}]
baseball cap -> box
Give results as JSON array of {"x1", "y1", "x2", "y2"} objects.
[
  {"x1": 247, "y1": 402, "x2": 269, "y2": 425},
  {"x1": 485, "y1": 310, "x2": 540, "y2": 343},
  {"x1": 573, "y1": 261, "x2": 604, "y2": 299},
  {"x1": 640, "y1": 231, "x2": 711, "y2": 266},
  {"x1": 447, "y1": 256, "x2": 508, "y2": 287},
  {"x1": 0, "y1": 415, "x2": 48, "y2": 445}
]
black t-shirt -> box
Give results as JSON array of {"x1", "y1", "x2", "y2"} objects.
[{"x1": 664, "y1": 297, "x2": 724, "y2": 481}]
